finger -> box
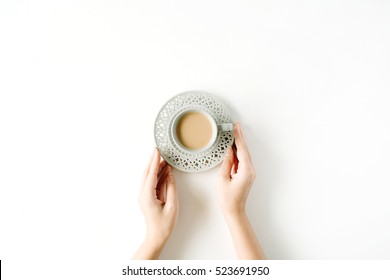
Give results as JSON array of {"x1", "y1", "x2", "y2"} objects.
[
  {"x1": 231, "y1": 149, "x2": 239, "y2": 175},
  {"x1": 219, "y1": 145, "x2": 234, "y2": 181},
  {"x1": 158, "y1": 164, "x2": 171, "y2": 184},
  {"x1": 150, "y1": 149, "x2": 161, "y2": 177},
  {"x1": 165, "y1": 171, "x2": 178, "y2": 207},
  {"x1": 158, "y1": 159, "x2": 167, "y2": 171},
  {"x1": 156, "y1": 181, "x2": 165, "y2": 203},
  {"x1": 142, "y1": 148, "x2": 158, "y2": 182},
  {"x1": 157, "y1": 166, "x2": 170, "y2": 202},
  {"x1": 144, "y1": 149, "x2": 160, "y2": 192},
  {"x1": 234, "y1": 123, "x2": 252, "y2": 166},
  {"x1": 158, "y1": 161, "x2": 168, "y2": 180},
  {"x1": 145, "y1": 148, "x2": 161, "y2": 188}
]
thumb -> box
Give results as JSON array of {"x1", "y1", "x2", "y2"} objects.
[{"x1": 219, "y1": 146, "x2": 234, "y2": 181}]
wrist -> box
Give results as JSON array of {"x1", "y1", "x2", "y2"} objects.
[
  {"x1": 223, "y1": 209, "x2": 252, "y2": 237},
  {"x1": 221, "y1": 203, "x2": 246, "y2": 218},
  {"x1": 140, "y1": 234, "x2": 168, "y2": 258},
  {"x1": 145, "y1": 230, "x2": 170, "y2": 248},
  {"x1": 222, "y1": 207, "x2": 247, "y2": 221}
]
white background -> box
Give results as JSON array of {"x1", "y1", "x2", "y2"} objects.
[{"x1": 1, "y1": 0, "x2": 390, "y2": 277}]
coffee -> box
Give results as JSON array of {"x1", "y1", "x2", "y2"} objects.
[{"x1": 176, "y1": 111, "x2": 213, "y2": 150}]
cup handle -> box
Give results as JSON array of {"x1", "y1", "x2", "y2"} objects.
[{"x1": 218, "y1": 123, "x2": 234, "y2": 132}]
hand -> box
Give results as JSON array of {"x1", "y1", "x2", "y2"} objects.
[
  {"x1": 133, "y1": 149, "x2": 179, "y2": 259},
  {"x1": 218, "y1": 123, "x2": 256, "y2": 216},
  {"x1": 217, "y1": 123, "x2": 266, "y2": 259}
]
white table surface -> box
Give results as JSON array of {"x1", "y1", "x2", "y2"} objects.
[{"x1": 1, "y1": 0, "x2": 390, "y2": 274}]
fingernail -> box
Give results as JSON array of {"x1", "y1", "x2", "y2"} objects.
[{"x1": 169, "y1": 173, "x2": 175, "y2": 182}]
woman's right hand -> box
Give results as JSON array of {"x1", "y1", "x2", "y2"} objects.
[
  {"x1": 217, "y1": 123, "x2": 266, "y2": 259},
  {"x1": 217, "y1": 123, "x2": 256, "y2": 216}
]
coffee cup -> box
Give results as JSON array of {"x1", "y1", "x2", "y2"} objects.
[{"x1": 171, "y1": 108, "x2": 233, "y2": 152}]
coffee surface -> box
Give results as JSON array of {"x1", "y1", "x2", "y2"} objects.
[{"x1": 176, "y1": 111, "x2": 213, "y2": 150}]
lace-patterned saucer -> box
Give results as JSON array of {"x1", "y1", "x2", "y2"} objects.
[{"x1": 154, "y1": 91, "x2": 234, "y2": 172}]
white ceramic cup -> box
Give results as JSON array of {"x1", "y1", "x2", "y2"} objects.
[{"x1": 171, "y1": 108, "x2": 233, "y2": 153}]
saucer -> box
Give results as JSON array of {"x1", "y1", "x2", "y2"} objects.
[{"x1": 154, "y1": 91, "x2": 234, "y2": 172}]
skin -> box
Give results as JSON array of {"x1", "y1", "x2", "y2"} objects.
[
  {"x1": 217, "y1": 123, "x2": 266, "y2": 259},
  {"x1": 133, "y1": 123, "x2": 266, "y2": 260},
  {"x1": 132, "y1": 149, "x2": 179, "y2": 260}
]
